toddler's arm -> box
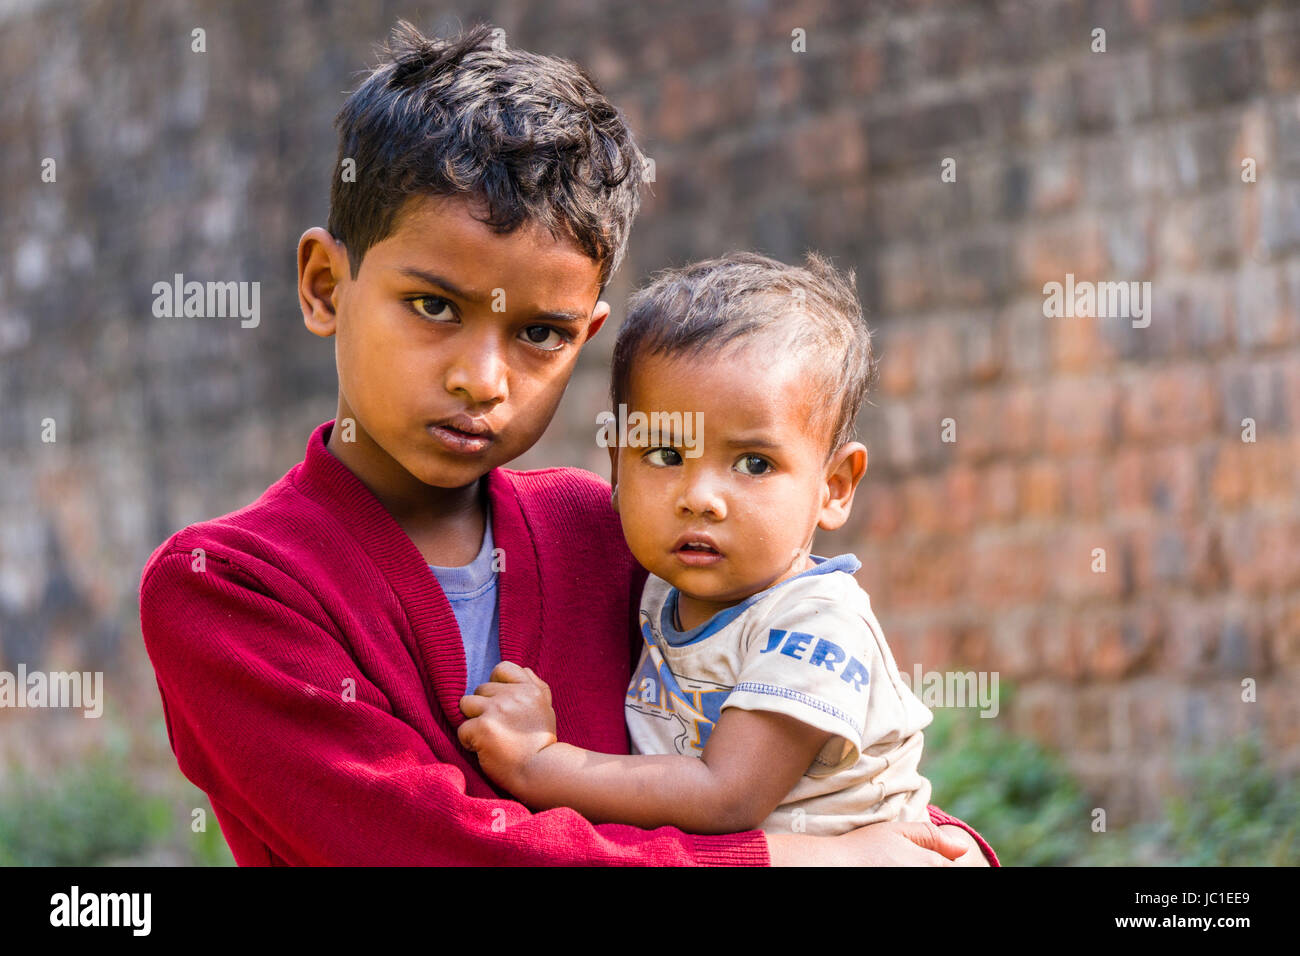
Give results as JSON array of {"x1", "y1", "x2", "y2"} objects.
[{"x1": 459, "y1": 661, "x2": 832, "y2": 834}]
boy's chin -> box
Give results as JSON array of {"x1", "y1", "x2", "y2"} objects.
[{"x1": 412, "y1": 454, "x2": 502, "y2": 490}]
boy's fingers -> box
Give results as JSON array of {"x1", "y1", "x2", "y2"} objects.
[
  {"x1": 899, "y1": 822, "x2": 968, "y2": 861},
  {"x1": 459, "y1": 694, "x2": 488, "y2": 717}
]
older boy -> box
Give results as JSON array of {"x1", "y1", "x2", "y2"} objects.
[{"x1": 138, "y1": 21, "x2": 992, "y2": 865}]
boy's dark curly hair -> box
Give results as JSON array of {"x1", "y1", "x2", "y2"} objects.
[{"x1": 328, "y1": 20, "x2": 645, "y2": 289}]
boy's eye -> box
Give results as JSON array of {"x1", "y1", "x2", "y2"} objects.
[
  {"x1": 411, "y1": 296, "x2": 455, "y2": 322},
  {"x1": 735, "y1": 454, "x2": 771, "y2": 476},
  {"x1": 644, "y1": 447, "x2": 683, "y2": 467},
  {"x1": 520, "y1": 325, "x2": 569, "y2": 351}
]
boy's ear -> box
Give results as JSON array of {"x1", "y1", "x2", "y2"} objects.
[
  {"x1": 585, "y1": 299, "x2": 611, "y2": 343},
  {"x1": 818, "y1": 441, "x2": 868, "y2": 532},
  {"x1": 298, "y1": 227, "x2": 349, "y2": 338}
]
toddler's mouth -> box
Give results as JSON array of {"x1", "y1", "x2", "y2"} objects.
[{"x1": 672, "y1": 534, "x2": 723, "y2": 566}]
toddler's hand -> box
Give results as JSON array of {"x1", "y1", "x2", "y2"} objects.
[{"x1": 458, "y1": 661, "x2": 557, "y2": 794}]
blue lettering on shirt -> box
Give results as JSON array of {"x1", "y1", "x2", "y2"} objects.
[{"x1": 759, "y1": 627, "x2": 870, "y2": 692}]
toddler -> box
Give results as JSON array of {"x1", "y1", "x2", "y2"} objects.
[{"x1": 460, "y1": 250, "x2": 935, "y2": 837}]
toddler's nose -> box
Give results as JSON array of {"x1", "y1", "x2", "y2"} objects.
[{"x1": 676, "y1": 475, "x2": 727, "y2": 520}]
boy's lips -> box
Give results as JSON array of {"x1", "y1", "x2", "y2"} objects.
[{"x1": 426, "y1": 415, "x2": 495, "y2": 455}]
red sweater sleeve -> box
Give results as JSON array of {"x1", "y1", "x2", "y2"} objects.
[{"x1": 139, "y1": 546, "x2": 767, "y2": 866}]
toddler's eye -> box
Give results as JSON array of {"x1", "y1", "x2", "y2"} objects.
[
  {"x1": 645, "y1": 447, "x2": 683, "y2": 467},
  {"x1": 520, "y1": 325, "x2": 568, "y2": 351},
  {"x1": 735, "y1": 454, "x2": 771, "y2": 476},
  {"x1": 412, "y1": 296, "x2": 455, "y2": 322}
]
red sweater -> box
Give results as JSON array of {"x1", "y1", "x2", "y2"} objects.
[{"x1": 138, "y1": 419, "x2": 998, "y2": 866}]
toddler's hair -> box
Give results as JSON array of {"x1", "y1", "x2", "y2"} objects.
[
  {"x1": 611, "y1": 251, "x2": 878, "y2": 454},
  {"x1": 328, "y1": 20, "x2": 645, "y2": 288}
]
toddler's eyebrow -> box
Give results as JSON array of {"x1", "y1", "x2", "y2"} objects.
[
  {"x1": 724, "y1": 436, "x2": 780, "y2": 450},
  {"x1": 398, "y1": 266, "x2": 586, "y2": 323}
]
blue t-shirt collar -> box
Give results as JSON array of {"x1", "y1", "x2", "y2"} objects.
[{"x1": 660, "y1": 552, "x2": 861, "y2": 647}]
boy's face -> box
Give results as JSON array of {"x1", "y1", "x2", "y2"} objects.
[
  {"x1": 611, "y1": 345, "x2": 867, "y2": 619},
  {"x1": 299, "y1": 194, "x2": 609, "y2": 497}
]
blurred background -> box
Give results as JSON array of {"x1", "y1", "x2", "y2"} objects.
[{"x1": 1, "y1": 0, "x2": 1298, "y2": 865}]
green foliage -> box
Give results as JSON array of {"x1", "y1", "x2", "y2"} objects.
[
  {"x1": 0, "y1": 758, "x2": 168, "y2": 866},
  {"x1": 921, "y1": 686, "x2": 1300, "y2": 866},
  {"x1": 1159, "y1": 734, "x2": 1300, "y2": 866},
  {"x1": 921, "y1": 692, "x2": 1094, "y2": 866},
  {"x1": 0, "y1": 714, "x2": 234, "y2": 867}
]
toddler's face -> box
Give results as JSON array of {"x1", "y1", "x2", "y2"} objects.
[{"x1": 613, "y1": 346, "x2": 861, "y2": 624}]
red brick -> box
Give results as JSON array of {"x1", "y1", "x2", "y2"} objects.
[
  {"x1": 1051, "y1": 313, "x2": 1120, "y2": 373},
  {"x1": 860, "y1": 483, "x2": 903, "y2": 540},
  {"x1": 989, "y1": 609, "x2": 1041, "y2": 679},
  {"x1": 1049, "y1": 528, "x2": 1126, "y2": 602},
  {"x1": 1038, "y1": 615, "x2": 1087, "y2": 684},
  {"x1": 943, "y1": 464, "x2": 980, "y2": 534},
  {"x1": 1064, "y1": 454, "x2": 1106, "y2": 518},
  {"x1": 878, "y1": 244, "x2": 937, "y2": 314},
  {"x1": 1118, "y1": 366, "x2": 1217, "y2": 442},
  {"x1": 1245, "y1": 438, "x2": 1298, "y2": 502},
  {"x1": 970, "y1": 533, "x2": 1050, "y2": 608},
  {"x1": 1188, "y1": 523, "x2": 1231, "y2": 591},
  {"x1": 1234, "y1": 263, "x2": 1295, "y2": 349},
  {"x1": 979, "y1": 461, "x2": 1020, "y2": 524},
  {"x1": 961, "y1": 311, "x2": 1004, "y2": 384},
  {"x1": 1220, "y1": 514, "x2": 1300, "y2": 595},
  {"x1": 887, "y1": 541, "x2": 969, "y2": 610},
  {"x1": 997, "y1": 383, "x2": 1047, "y2": 457},
  {"x1": 793, "y1": 110, "x2": 868, "y2": 185},
  {"x1": 1021, "y1": 459, "x2": 1065, "y2": 518},
  {"x1": 1009, "y1": 682, "x2": 1074, "y2": 750},
  {"x1": 1209, "y1": 439, "x2": 1252, "y2": 509},
  {"x1": 1075, "y1": 686, "x2": 1113, "y2": 753},
  {"x1": 1143, "y1": 443, "x2": 1204, "y2": 516},
  {"x1": 877, "y1": 327, "x2": 917, "y2": 397},
  {"x1": 914, "y1": 320, "x2": 964, "y2": 390},
  {"x1": 1277, "y1": 597, "x2": 1300, "y2": 670},
  {"x1": 901, "y1": 475, "x2": 946, "y2": 539},
  {"x1": 1112, "y1": 446, "x2": 1147, "y2": 513},
  {"x1": 1014, "y1": 217, "x2": 1108, "y2": 293},
  {"x1": 1044, "y1": 376, "x2": 1119, "y2": 453},
  {"x1": 952, "y1": 390, "x2": 998, "y2": 464}
]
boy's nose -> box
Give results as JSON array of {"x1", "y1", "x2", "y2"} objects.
[{"x1": 444, "y1": 332, "x2": 508, "y2": 407}]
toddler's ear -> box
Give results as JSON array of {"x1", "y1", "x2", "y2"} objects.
[{"x1": 818, "y1": 442, "x2": 868, "y2": 532}]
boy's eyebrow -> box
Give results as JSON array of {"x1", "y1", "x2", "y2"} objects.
[
  {"x1": 399, "y1": 267, "x2": 479, "y2": 299},
  {"x1": 398, "y1": 267, "x2": 587, "y2": 323}
]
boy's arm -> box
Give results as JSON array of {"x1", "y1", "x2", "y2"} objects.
[
  {"x1": 138, "y1": 544, "x2": 767, "y2": 866},
  {"x1": 462, "y1": 664, "x2": 832, "y2": 833}
]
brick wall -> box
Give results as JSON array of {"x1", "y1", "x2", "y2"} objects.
[{"x1": 2, "y1": 0, "x2": 1297, "y2": 821}]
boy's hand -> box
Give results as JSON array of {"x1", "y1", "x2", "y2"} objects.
[
  {"x1": 458, "y1": 661, "x2": 558, "y2": 794},
  {"x1": 767, "y1": 819, "x2": 972, "y2": 866},
  {"x1": 939, "y1": 824, "x2": 992, "y2": 866}
]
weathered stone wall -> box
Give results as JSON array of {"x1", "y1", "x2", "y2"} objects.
[{"x1": 2, "y1": 0, "x2": 1297, "y2": 822}]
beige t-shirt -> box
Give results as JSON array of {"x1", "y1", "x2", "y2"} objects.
[{"x1": 624, "y1": 554, "x2": 933, "y2": 836}]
